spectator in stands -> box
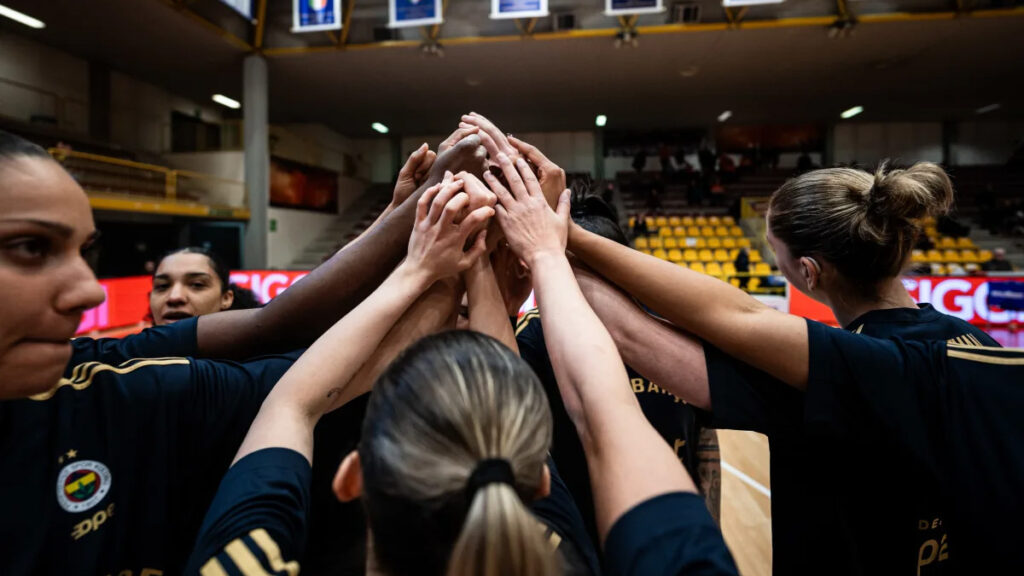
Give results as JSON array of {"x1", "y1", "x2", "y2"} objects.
[
  {"x1": 734, "y1": 247, "x2": 750, "y2": 289},
  {"x1": 632, "y1": 210, "x2": 650, "y2": 239},
  {"x1": 632, "y1": 148, "x2": 647, "y2": 173},
  {"x1": 982, "y1": 247, "x2": 1014, "y2": 272},
  {"x1": 658, "y1": 142, "x2": 673, "y2": 178}
]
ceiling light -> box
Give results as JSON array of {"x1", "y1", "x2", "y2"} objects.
[
  {"x1": 718, "y1": 110, "x2": 733, "y2": 122},
  {"x1": 840, "y1": 105, "x2": 863, "y2": 119},
  {"x1": 0, "y1": 4, "x2": 45, "y2": 28},
  {"x1": 679, "y1": 66, "x2": 699, "y2": 78},
  {"x1": 212, "y1": 94, "x2": 241, "y2": 109},
  {"x1": 723, "y1": 0, "x2": 783, "y2": 6},
  {"x1": 372, "y1": 122, "x2": 389, "y2": 134},
  {"x1": 595, "y1": 115, "x2": 608, "y2": 127},
  {"x1": 976, "y1": 103, "x2": 1001, "y2": 115}
]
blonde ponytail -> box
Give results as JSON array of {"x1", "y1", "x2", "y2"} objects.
[{"x1": 447, "y1": 483, "x2": 560, "y2": 576}]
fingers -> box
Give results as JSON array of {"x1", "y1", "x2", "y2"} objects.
[
  {"x1": 440, "y1": 192, "x2": 471, "y2": 228},
  {"x1": 508, "y1": 135, "x2": 552, "y2": 168},
  {"x1": 482, "y1": 170, "x2": 514, "y2": 208},
  {"x1": 459, "y1": 172, "x2": 498, "y2": 208},
  {"x1": 416, "y1": 150, "x2": 437, "y2": 179},
  {"x1": 416, "y1": 182, "x2": 443, "y2": 224},
  {"x1": 440, "y1": 126, "x2": 478, "y2": 153},
  {"x1": 476, "y1": 129, "x2": 502, "y2": 161},
  {"x1": 459, "y1": 206, "x2": 496, "y2": 239},
  {"x1": 427, "y1": 177, "x2": 464, "y2": 225},
  {"x1": 460, "y1": 228, "x2": 489, "y2": 269},
  {"x1": 496, "y1": 152, "x2": 527, "y2": 201},
  {"x1": 402, "y1": 143, "x2": 428, "y2": 174},
  {"x1": 515, "y1": 157, "x2": 541, "y2": 197},
  {"x1": 555, "y1": 189, "x2": 572, "y2": 221}
]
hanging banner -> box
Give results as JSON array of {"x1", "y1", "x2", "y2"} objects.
[
  {"x1": 605, "y1": 0, "x2": 663, "y2": 15},
  {"x1": 220, "y1": 0, "x2": 253, "y2": 19},
  {"x1": 491, "y1": 0, "x2": 548, "y2": 19},
  {"x1": 293, "y1": 0, "x2": 342, "y2": 32},
  {"x1": 389, "y1": 0, "x2": 443, "y2": 28}
]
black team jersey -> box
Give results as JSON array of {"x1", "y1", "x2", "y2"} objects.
[
  {"x1": 804, "y1": 320, "x2": 1024, "y2": 571},
  {"x1": 701, "y1": 304, "x2": 998, "y2": 575},
  {"x1": 185, "y1": 449, "x2": 602, "y2": 576},
  {"x1": 516, "y1": 310, "x2": 711, "y2": 549},
  {"x1": 0, "y1": 318, "x2": 367, "y2": 576}
]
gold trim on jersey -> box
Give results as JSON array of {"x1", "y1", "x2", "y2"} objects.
[
  {"x1": 224, "y1": 538, "x2": 273, "y2": 575},
  {"x1": 946, "y1": 334, "x2": 985, "y2": 347},
  {"x1": 947, "y1": 347, "x2": 1024, "y2": 365},
  {"x1": 30, "y1": 357, "x2": 191, "y2": 401},
  {"x1": 201, "y1": 529, "x2": 300, "y2": 576},
  {"x1": 515, "y1": 309, "x2": 540, "y2": 336},
  {"x1": 250, "y1": 528, "x2": 300, "y2": 576}
]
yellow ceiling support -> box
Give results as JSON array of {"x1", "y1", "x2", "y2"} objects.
[
  {"x1": 156, "y1": 0, "x2": 252, "y2": 51},
  {"x1": 254, "y1": 0, "x2": 269, "y2": 49}
]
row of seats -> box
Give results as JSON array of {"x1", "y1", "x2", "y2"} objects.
[
  {"x1": 912, "y1": 249, "x2": 994, "y2": 264},
  {"x1": 629, "y1": 215, "x2": 736, "y2": 228},
  {"x1": 926, "y1": 236, "x2": 977, "y2": 250},
  {"x1": 636, "y1": 236, "x2": 752, "y2": 250},
  {"x1": 678, "y1": 261, "x2": 773, "y2": 276},
  {"x1": 646, "y1": 225, "x2": 746, "y2": 238},
  {"x1": 639, "y1": 248, "x2": 763, "y2": 264}
]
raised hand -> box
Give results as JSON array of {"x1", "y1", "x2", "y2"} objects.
[
  {"x1": 430, "y1": 132, "x2": 488, "y2": 181},
  {"x1": 485, "y1": 152, "x2": 571, "y2": 266},
  {"x1": 460, "y1": 112, "x2": 519, "y2": 163},
  {"x1": 392, "y1": 143, "x2": 437, "y2": 209},
  {"x1": 508, "y1": 135, "x2": 566, "y2": 210},
  {"x1": 406, "y1": 175, "x2": 493, "y2": 282}
]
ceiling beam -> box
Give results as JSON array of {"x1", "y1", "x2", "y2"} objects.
[
  {"x1": 262, "y1": 6, "x2": 1024, "y2": 56},
  {"x1": 156, "y1": 0, "x2": 252, "y2": 51},
  {"x1": 254, "y1": 0, "x2": 269, "y2": 49}
]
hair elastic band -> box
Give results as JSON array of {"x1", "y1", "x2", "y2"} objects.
[{"x1": 465, "y1": 458, "x2": 516, "y2": 498}]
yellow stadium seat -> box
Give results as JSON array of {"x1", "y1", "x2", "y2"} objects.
[
  {"x1": 925, "y1": 249, "x2": 943, "y2": 263},
  {"x1": 979, "y1": 250, "x2": 993, "y2": 263},
  {"x1": 645, "y1": 217, "x2": 654, "y2": 227},
  {"x1": 749, "y1": 250, "x2": 762, "y2": 263},
  {"x1": 930, "y1": 263, "x2": 946, "y2": 275},
  {"x1": 749, "y1": 277, "x2": 761, "y2": 291},
  {"x1": 653, "y1": 249, "x2": 668, "y2": 260},
  {"x1": 729, "y1": 226, "x2": 743, "y2": 237},
  {"x1": 714, "y1": 226, "x2": 729, "y2": 237},
  {"x1": 655, "y1": 217, "x2": 668, "y2": 227},
  {"x1": 956, "y1": 237, "x2": 975, "y2": 249},
  {"x1": 635, "y1": 237, "x2": 649, "y2": 249},
  {"x1": 696, "y1": 216, "x2": 709, "y2": 226},
  {"x1": 925, "y1": 226, "x2": 938, "y2": 238},
  {"x1": 938, "y1": 237, "x2": 956, "y2": 249},
  {"x1": 682, "y1": 216, "x2": 695, "y2": 226},
  {"x1": 911, "y1": 249, "x2": 925, "y2": 263},
  {"x1": 673, "y1": 226, "x2": 687, "y2": 237},
  {"x1": 729, "y1": 278, "x2": 741, "y2": 288},
  {"x1": 694, "y1": 238, "x2": 707, "y2": 248},
  {"x1": 668, "y1": 249, "x2": 684, "y2": 262},
  {"x1": 706, "y1": 262, "x2": 723, "y2": 277},
  {"x1": 723, "y1": 216, "x2": 736, "y2": 226},
  {"x1": 698, "y1": 249, "x2": 714, "y2": 262},
  {"x1": 713, "y1": 249, "x2": 729, "y2": 262},
  {"x1": 722, "y1": 262, "x2": 737, "y2": 277},
  {"x1": 722, "y1": 238, "x2": 737, "y2": 249},
  {"x1": 649, "y1": 237, "x2": 663, "y2": 249},
  {"x1": 683, "y1": 249, "x2": 698, "y2": 262},
  {"x1": 965, "y1": 263, "x2": 980, "y2": 273},
  {"x1": 659, "y1": 227, "x2": 672, "y2": 237},
  {"x1": 687, "y1": 226, "x2": 701, "y2": 237},
  {"x1": 689, "y1": 262, "x2": 706, "y2": 274},
  {"x1": 960, "y1": 250, "x2": 979, "y2": 264},
  {"x1": 754, "y1": 262, "x2": 772, "y2": 276},
  {"x1": 628, "y1": 216, "x2": 636, "y2": 227},
  {"x1": 737, "y1": 238, "x2": 752, "y2": 248},
  {"x1": 664, "y1": 237, "x2": 679, "y2": 249},
  {"x1": 669, "y1": 216, "x2": 681, "y2": 227},
  {"x1": 709, "y1": 216, "x2": 721, "y2": 226},
  {"x1": 922, "y1": 216, "x2": 937, "y2": 227},
  {"x1": 943, "y1": 249, "x2": 961, "y2": 263},
  {"x1": 729, "y1": 249, "x2": 740, "y2": 259},
  {"x1": 639, "y1": 249, "x2": 652, "y2": 255},
  {"x1": 701, "y1": 226, "x2": 715, "y2": 237},
  {"x1": 707, "y1": 237, "x2": 722, "y2": 249}
]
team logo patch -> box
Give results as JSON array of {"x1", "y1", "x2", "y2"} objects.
[{"x1": 56, "y1": 460, "x2": 112, "y2": 513}]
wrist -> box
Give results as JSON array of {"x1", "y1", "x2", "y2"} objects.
[
  {"x1": 395, "y1": 259, "x2": 435, "y2": 291},
  {"x1": 525, "y1": 249, "x2": 565, "y2": 269}
]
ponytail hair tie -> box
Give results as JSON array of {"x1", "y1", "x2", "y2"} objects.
[{"x1": 465, "y1": 458, "x2": 515, "y2": 498}]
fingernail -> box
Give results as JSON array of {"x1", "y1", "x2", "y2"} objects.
[{"x1": 497, "y1": 152, "x2": 508, "y2": 162}]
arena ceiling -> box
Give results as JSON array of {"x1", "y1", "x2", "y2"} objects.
[{"x1": 2, "y1": 0, "x2": 1022, "y2": 136}]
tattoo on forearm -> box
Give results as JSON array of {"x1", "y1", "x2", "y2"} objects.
[{"x1": 697, "y1": 428, "x2": 722, "y2": 525}]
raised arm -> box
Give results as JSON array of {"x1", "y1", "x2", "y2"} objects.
[
  {"x1": 567, "y1": 222, "x2": 810, "y2": 389},
  {"x1": 572, "y1": 265, "x2": 711, "y2": 410},
  {"x1": 234, "y1": 179, "x2": 492, "y2": 465},
  {"x1": 196, "y1": 134, "x2": 488, "y2": 359},
  {"x1": 487, "y1": 152, "x2": 695, "y2": 541}
]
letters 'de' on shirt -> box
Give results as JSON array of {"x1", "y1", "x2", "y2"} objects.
[{"x1": 702, "y1": 304, "x2": 998, "y2": 575}]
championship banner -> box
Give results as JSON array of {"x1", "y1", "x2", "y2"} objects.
[
  {"x1": 389, "y1": 0, "x2": 443, "y2": 28},
  {"x1": 220, "y1": 0, "x2": 253, "y2": 19},
  {"x1": 76, "y1": 271, "x2": 311, "y2": 336},
  {"x1": 790, "y1": 276, "x2": 1024, "y2": 327},
  {"x1": 605, "y1": 0, "x2": 663, "y2": 16},
  {"x1": 491, "y1": 0, "x2": 548, "y2": 20},
  {"x1": 292, "y1": 0, "x2": 342, "y2": 32}
]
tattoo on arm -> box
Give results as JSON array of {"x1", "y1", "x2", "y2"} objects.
[{"x1": 697, "y1": 427, "x2": 722, "y2": 526}]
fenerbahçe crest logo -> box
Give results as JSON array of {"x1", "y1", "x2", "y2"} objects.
[{"x1": 56, "y1": 460, "x2": 112, "y2": 513}]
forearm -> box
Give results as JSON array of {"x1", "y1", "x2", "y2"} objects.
[
  {"x1": 567, "y1": 224, "x2": 809, "y2": 388},
  {"x1": 198, "y1": 179, "x2": 433, "y2": 359},
  {"x1": 344, "y1": 203, "x2": 395, "y2": 250},
  {"x1": 466, "y1": 257, "x2": 518, "y2": 352},
  {"x1": 575, "y1": 268, "x2": 711, "y2": 410}
]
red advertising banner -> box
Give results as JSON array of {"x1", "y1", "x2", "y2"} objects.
[
  {"x1": 790, "y1": 276, "x2": 1024, "y2": 326},
  {"x1": 76, "y1": 270, "x2": 311, "y2": 335}
]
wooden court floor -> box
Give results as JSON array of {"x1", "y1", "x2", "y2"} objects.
[{"x1": 719, "y1": 430, "x2": 773, "y2": 576}]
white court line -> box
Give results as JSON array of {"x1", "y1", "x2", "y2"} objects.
[{"x1": 721, "y1": 460, "x2": 771, "y2": 499}]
